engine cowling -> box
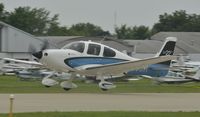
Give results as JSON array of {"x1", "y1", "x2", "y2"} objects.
[
  {"x1": 60, "y1": 81, "x2": 78, "y2": 91},
  {"x1": 99, "y1": 81, "x2": 116, "y2": 91},
  {"x1": 42, "y1": 78, "x2": 58, "y2": 87}
]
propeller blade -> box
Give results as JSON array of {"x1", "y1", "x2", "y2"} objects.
[
  {"x1": 41, "y1": 39, "x2": 49, "y2": 51},
  {"x1": 28, "y1": 44, "x2": 37, "y2": 54}
]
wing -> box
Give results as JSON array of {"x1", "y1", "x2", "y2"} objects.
[
  {"x1": 79, "y1": 56, "x2": 176, "y2": 76},
  {"x1": 1, "y1": 58, "x2": 43, "y2": 66}
]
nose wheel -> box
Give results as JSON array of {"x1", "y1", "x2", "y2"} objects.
[
  {"x1": 101, "y1": 88, "x2": 108, "y2": 91},
  {"x1": 44, "y1": 85, "x2": 51, "y2": 88},
  {"x1": 63, "y1": 88, "x2": 71, "y2": 91}
]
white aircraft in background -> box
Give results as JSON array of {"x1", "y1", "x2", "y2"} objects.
[
  {"x1": 142, "y1": 69, "x2": 200, "y2": 84},
  {"x1": 171, "y1": 55, "x2": 200, "y2": 67},
  {"x1": 171, "y1": 55, "x2": 200, "y2": 74},
  {"x1": 2, "y1": 37, "x2": 177, "y2": 91},
  {"x1": 16, "y1": 69, "x2": 54, "y2": 81},
  {"x1": 0, "y1": 59, "x2": 41, "y2": 75}
]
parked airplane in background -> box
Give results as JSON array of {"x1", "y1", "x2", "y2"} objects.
[
  {"x1": 170, "y1": 55, "x2": 200, "y2": 75},
  {"x1": 171, "y1": 55, "x2": 200, "y2": 67},
  {"x1": 143, "y1": 69, "x2": 200, "y2": 84},
  {"x1": 0, "y1": 59, "x2": 40, "y2": 75},
  {"x1": 16, "y1": 69, "x2": 54, "y2": 81},
  {"x1": 184, "y1": 61, "x2": 200, "y2": 67},
  {"x1": 1, "y1": 37, "x2": 177, "y2": 91},
  {"x1": 16, "y1": 69, "x2": 75, "y2": 81}
]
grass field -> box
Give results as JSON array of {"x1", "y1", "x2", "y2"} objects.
[
  {"x1": 1, "y1": 76, "x2": 200, "y2": 116},
  {"x1": 1, "y1": 75, "x2": 200, "y2": 93},
  {"x1": 1, "y1": 111, "x2": 200, "y2": 117}
]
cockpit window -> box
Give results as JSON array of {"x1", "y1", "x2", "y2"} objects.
[
  {"x1": 87, "y1": 44, "x2": 101, "y2": 55},
  {"x1": 64, "y1": 42, "x2": 85, "y2": 53},
  {"x1": 103, "y1": 47, "x2": 116, "y2": 57}
]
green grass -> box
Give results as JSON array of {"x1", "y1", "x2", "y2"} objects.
[
  {"x1": 1, "y1": 111, "x2": 200, "y2": 117},
  {"x1": 1, "y1": 75, "x2": 200, "y2": 93}
]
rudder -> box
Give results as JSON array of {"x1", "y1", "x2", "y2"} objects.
[{"x1": 155, "y1": 37, "x2": 177, "y2": 57}]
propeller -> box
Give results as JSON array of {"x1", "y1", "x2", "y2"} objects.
[
  {"x1": 28, "y1": 43, "x2": 37, "y2": 54},
  {"x1": 41, "y1": 39, "x2": 49, "y2": 51},
  {"x1": 31, "y1": 40, "x2": 50, "y2": 59}
]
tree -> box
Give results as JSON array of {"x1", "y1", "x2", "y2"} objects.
[
  {"x1": 0, "y1": 3, "x2": 4, "y2": 16},
  {"x1": 45, "y1": 14, "x2": 69, "y2": 36},
  {"x1": 3, "y1": 5, "x2": 111, "y2": 36},
  {"x1": 152, "y1": 10, "x2": 200, "y2": 33},
  {"x1": 47, "y1": 24, "x2": 69, "y2": 36},
  {"x1": 68, "y1": 23, "x2": 110, "y2": 36},
  {"x1": 115, "y1": 25, "x2": 130, "y2": 39},
  {"x1": 0, "y1": 3, "x2": 9, "y2": 22},
  {"x1": 5, "y1": 6, "x2": 62, "y2": 36},
  {"x1": 1, "y1": 4, "x2": 111, "y2": 36},
  {"x1": 115, "y1": 25, "x2": 150, "y2": 39}
]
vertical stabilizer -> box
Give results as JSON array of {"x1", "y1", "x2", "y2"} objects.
[
  {"x1": 155, "y1": 37, "x2": 177, "y2": 57},
  {"x1": 155, "y1": 37, "x2": 177, "y2": 66}
]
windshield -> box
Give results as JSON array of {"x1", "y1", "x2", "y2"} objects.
[{"x1": 63, "y1": 42, "x2": 85, "y2": 53}]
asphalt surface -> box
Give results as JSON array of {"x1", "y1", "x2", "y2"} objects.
[{"x1": 1, "y1": 93, "x2": 200, "y2": 113}]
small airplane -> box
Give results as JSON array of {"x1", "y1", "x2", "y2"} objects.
[
  {"x1": 0, "y1": 59, "x2": 40, "y2": 75},
  {"x1": 16, "y1": 69, "x2": 76, "y2": 81},
  {"x1": 16, "y1": 69, "x2": 54, "y2": 81},
  {"x1": 184, "y1": 61, "x2": 200, "y2": 67},
  {"x1": 170, "y1": 55, "x2": 200, "y2": 75},
  {"x1": 143, "y1": 69, "x2": 200, "y2": 84},
  {"x1": 2, "y1": 37, "x2": 177, "y2": 91}
]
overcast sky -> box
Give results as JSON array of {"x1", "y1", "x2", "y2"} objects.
[{"x1": 1, "y1": 0, "x2": 200, "y2": 33}]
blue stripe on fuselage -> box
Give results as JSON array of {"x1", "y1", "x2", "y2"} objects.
[{"x1": 64, "y1": 57, "x2": 128, "y2": 68}]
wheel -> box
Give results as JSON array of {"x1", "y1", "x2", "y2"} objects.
[
  {"x1": 63, "y1": 88, "x2": 71, "y2": 91},
  {"x1": 101, "y1": 88, "x2": 108, "y2": 91},
  {"x1": 45, "y1": 85, "x2": 51, "y2": 88}
]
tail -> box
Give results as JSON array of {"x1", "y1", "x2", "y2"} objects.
[
  {"x1": 155, "y1": 37, "x2": 177, "y2": 57},
  {"x1": 155, "y1": 37, "x2": 177, "y2": 66}
]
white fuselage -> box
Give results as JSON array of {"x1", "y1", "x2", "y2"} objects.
[{"x1": 39, "y1": 41, "x2": 138, "y2": 75}]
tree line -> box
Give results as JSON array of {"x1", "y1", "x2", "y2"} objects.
[{"x1": 1, "y1": 3, "x2": 200, "y2": 40}]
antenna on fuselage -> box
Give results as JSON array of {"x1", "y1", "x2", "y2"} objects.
[{"x1": 100, "y1": 36, "x2": 107, "y2": 44}]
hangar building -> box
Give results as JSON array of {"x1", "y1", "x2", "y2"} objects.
[{"x1": 0, "y1": 21, "x2": 43, "y2": 60}]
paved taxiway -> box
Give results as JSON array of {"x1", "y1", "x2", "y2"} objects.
[{"x1": 1, "y1": 93, "x2": 200, "y2": 113}]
